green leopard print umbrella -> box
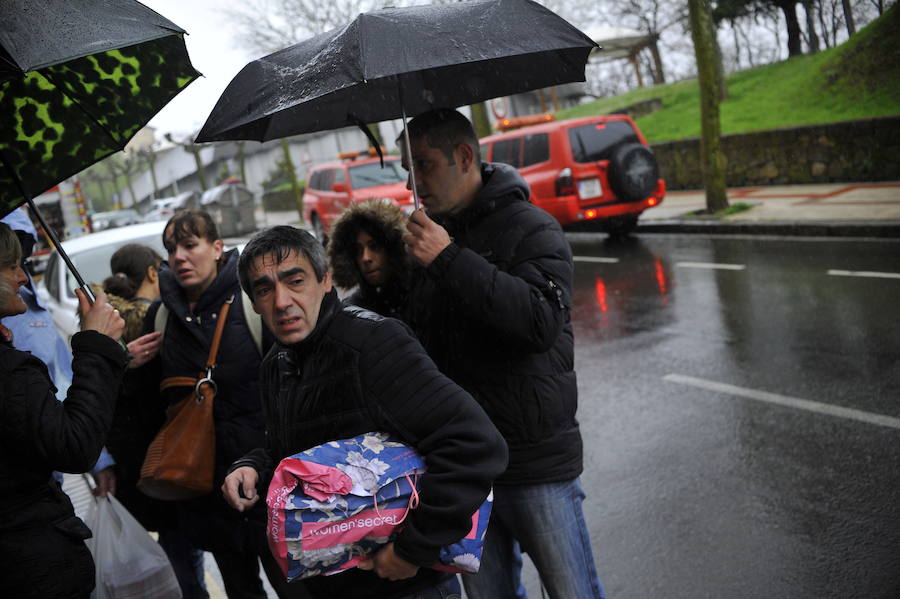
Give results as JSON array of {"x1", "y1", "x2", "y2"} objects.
[{"x1": 0, "y1": 34, "x2": 199, "y2": 217}]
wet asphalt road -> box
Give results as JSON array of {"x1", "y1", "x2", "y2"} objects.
[{"x1": 516, "y1": 233, "x2": 900, "y2": 599}]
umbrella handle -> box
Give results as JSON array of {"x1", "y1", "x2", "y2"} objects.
[{"x1": 25, "y1": 198, "x2": 95, "y2": 303}]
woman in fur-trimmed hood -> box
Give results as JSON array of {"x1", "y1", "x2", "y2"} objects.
[{"x1": 327, "y1": 199, "x2": 413, "y2": 320}]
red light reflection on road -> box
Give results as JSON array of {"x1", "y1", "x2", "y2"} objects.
[
  {"x1": 595, "y1": 277, "x2": 608, "y2": 312},
  {"x1": 654, "y1": 256, "x2": 669, "y2": 304}
]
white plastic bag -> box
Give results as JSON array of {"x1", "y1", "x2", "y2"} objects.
[{"x1": 84, "y1": 495, "x2": 182, "y2": 599}]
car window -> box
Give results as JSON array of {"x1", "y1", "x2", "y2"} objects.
[
  {"x1": 492, "y1": 138, "x2": 521, "y2": 168},
  {"x1": 45, "y1": 254, "x2": 59, "y2": 300},
  {"x1": 334, "y1": 168, "x2": 346, "y2": 184},
  {"x1": 479, "y1": 143, "x2": 489, "y2": 162},
  {"x1": 568, "y1": 121, "x2": 640, "y2": 163},
  {"x1": 349, "y1": 161, "x2": 407, "y2": 189},
  {"x1": 522, "y1": 133, "x2": 550, "y2": 167},
  {"x1": 64, "y1": 233, "x2": 166, "y2": 299},
  {"x1": 322, "y1": 170, "x2": 336, "y2": 190}
]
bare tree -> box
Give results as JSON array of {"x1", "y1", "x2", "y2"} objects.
[
  {"x1": 842, "y1": 0, "x2": 858, "y2": 32},
  {"x1": 165, "y1": 134, "x2": 209, "y2": 192},
  {"x1": 689, "y1": 0, "x2": 728, "y2": 212},
  {"x1": 802, "y1": 0, "x2": 821, "y2": 52},
  {"x1": 226, "y1": 0, "x2": 388, "y2": 55},
  {"x1": 106, "y1": 154, "x2": 141, "y2": 208}
]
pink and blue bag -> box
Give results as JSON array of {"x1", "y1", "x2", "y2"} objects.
[{"x1": 266, "y1": 432, "x2": 492, "y2": 581}]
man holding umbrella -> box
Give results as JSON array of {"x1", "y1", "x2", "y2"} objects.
[{"x1": 401, "y1": 109, "x2": 606, "y2": 599}]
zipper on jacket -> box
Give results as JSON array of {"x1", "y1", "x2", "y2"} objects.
[{"x1": 546, "y1": 279, "x2": 565, "y2": 310}]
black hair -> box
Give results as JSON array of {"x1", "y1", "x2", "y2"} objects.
[
  {"x1": 398, "y1": 108, "x2": 481, "y2": 166},
  {"x1": 163, "y1": 209, "x2": 220, "y2": 252},
  {"x1": 102, "y1": 243, "x2": 162, "y2": 299},
  {"x1": 238, "y1": 226, "x2": 328, "y2": 297}
]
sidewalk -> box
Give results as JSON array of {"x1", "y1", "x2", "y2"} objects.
[{"x1": 638, "y1": 181, "x2": 900, "y2": 237}]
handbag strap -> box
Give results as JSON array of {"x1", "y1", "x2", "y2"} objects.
[
  {"x1": 159, "y1": 295, "x2": 235, "y2": 393},
  {"x1": 206, "y1": 295, "x2": 235, "y2": 370}
]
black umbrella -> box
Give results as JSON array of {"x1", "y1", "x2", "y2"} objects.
[
  {"x1": 196, "y1": 0, "x2": 597, "y2": 202},
  {"x1": 0, "y1": 0, "x2": 199, "y2": 299}
]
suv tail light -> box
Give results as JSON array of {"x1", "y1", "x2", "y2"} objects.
[{"x1": 555, "y1": 168, "x2": 576, "y2": 197}]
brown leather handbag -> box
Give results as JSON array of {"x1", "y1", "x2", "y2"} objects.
[{"x1": 137, "y1": 295, "x2": 234, "y2": 501}]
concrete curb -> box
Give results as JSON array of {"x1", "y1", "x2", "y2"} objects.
[{"x1": 636, "y1": 220, "x2": 900, "y2": 238}]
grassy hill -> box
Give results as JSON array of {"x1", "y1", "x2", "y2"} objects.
[{"x1": 557, "y1": 4, "x2": 900, "y2": 143}]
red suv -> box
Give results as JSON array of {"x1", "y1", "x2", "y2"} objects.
[
  {"x1": 302, "y1": 153, "x2": 413, "y2": 241},
  {"x1": 479, "y1": 115, "x2": 665, "y2": 235}
]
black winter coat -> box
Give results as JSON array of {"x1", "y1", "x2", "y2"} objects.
[
  {"x1": 409, "y1": 162, "x2": 583, "y2": 485},
  {"x1": 125, "y1": 249, "x2": 270, "y2": 553},
  {"x1": 0, "y1": 331, "x2": 128, "y2": 598},
  {"x1": 233, "y1": 291, "x2": 507, "y2": 599}
]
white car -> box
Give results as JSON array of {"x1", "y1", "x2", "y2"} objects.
[
  {"x1": 143, "y1": 191, "x2": 199, "y2": 223},
  {"x1": 37, "y1": 221, "x2": 168, "y2": 343}
]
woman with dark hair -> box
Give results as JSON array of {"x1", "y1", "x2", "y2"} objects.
[
  {"x1": 327, "y1": 200, "x2": 413, "y2": 320},
  {"x1": 102, "y1": 243, "x2": 163, "y2": 345},
  {"x1": 130, "y1": 209, "x2": 303, "y2": 599},
  {"x1": 0, "y1": 222, "x2": 127, "y2": 598}
]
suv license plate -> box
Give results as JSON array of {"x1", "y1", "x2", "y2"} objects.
[{"x1": 578, "y1": 178, "x2": 602, "y2": 199}]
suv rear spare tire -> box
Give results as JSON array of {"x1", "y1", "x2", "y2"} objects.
[{"x1": 608, "y1": 143, "x2": 659, "y2": 203}]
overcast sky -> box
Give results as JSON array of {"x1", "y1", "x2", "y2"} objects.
[{"x1": 141, "y1": 0, "x2": 258, "y2": 138}]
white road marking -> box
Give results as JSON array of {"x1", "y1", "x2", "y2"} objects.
[
  {"x1": 573, "y1": 256, "x2": 620, "y2": 263},
  {"x1": 675, "y1": 261, "x2": 746, "y2": 270},
  {"x1": 827, "y1": 269, "x2": 900, "y2": 280},
  {"x1": 663, "y1": 374, "x2": 900, "y2": 430}
]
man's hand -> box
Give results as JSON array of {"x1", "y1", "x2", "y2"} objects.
[
  {"x1": 76, "y1": 289, "x2": 125, "y2": 340},
  {"x1": 222, "y1": 466, "x2": 259, "y2": 512},
  {"x1": 127, "y1": 331, "x2": 162, "y2": 368},
  {"x1": 357, "y1": 542, "x2": 419, "y2": 580},
  {"x1": 403, "y1": 208, "x2": 452, "y2": 267},
  {"x1": 92, "y1": 467, "x2": 116, "y2": 497}
]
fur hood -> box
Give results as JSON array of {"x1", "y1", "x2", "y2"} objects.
[{"x1": 328, "y1": 200, "x2": 409, "y2": 289}]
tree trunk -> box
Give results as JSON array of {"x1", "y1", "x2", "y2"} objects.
[
  {"x1": 731, "y1": 20, "x2": 741, "y2": 70},
  {"x1": 470, "y1": 102, "x2": 492, "y2": 138},
  {"x1": 123, "y1": 173, "x2": 137, "y2": 207},
  {"x1": 689, "y1": 0, "x2": 728, "y2": 212},
  {"x1": 842, "y1": 0, "x2": 856, "y2": 35},
  {"x1": 236, "y1": 141, "x2": 247, "y2": 184},
  {"x1": 650, "y1": 37, "x2": 666, "y2": 84},
  {"x1": 629, "y1": 53, "x2": 645, "y2": 87},
  {"x1": 281, "y1": 138, "x2": 304, "y2": 224},
  {"x1": 803, "y1": 0, "x2": 820, "y2": 53},
  {"x1": 187, "y1": 146, "x2": 209, "y2": 191},
  {"x1": 777, "y1": 1, "x2": 804, "y2": 56},
  {"x1": 712, "y1": 21, "x2": 728, "y2": 101},
  {"x1": 817, "y1": 1, "x2": 832, "y2": 48},
  {"x1": 147, "y1": 156, "x2": 160, "y2": 200}
]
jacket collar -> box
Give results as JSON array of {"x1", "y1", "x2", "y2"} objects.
[{"x1": 435, "y1": 162, "x2": 529, "y2": 235}]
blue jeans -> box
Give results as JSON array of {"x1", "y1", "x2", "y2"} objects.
[
  {"x1": 462, "y1": 477, "x2": 606, "y2": 599},
  {"x1": 397, "y1": 575, "x2": 461, "y2": 599}
]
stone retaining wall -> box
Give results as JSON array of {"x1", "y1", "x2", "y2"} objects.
[{"x1": 651, "y1": 116, "x2": 900, "y2": 190}]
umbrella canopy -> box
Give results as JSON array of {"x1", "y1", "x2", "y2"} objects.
[
  {"x1": 0, "y1": 0, "x2": 200, "y2": 218},
  {"x1": 196, "y1": 0, "x2": 597, "y2": 143}
]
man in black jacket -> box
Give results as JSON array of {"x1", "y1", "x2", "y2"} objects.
[
  {"x1": 222, "y1": 225, "x2": 507, "y2": 599},
  {"x1": 400, "y1": 109, "x2": 606, "y2": 599}
]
